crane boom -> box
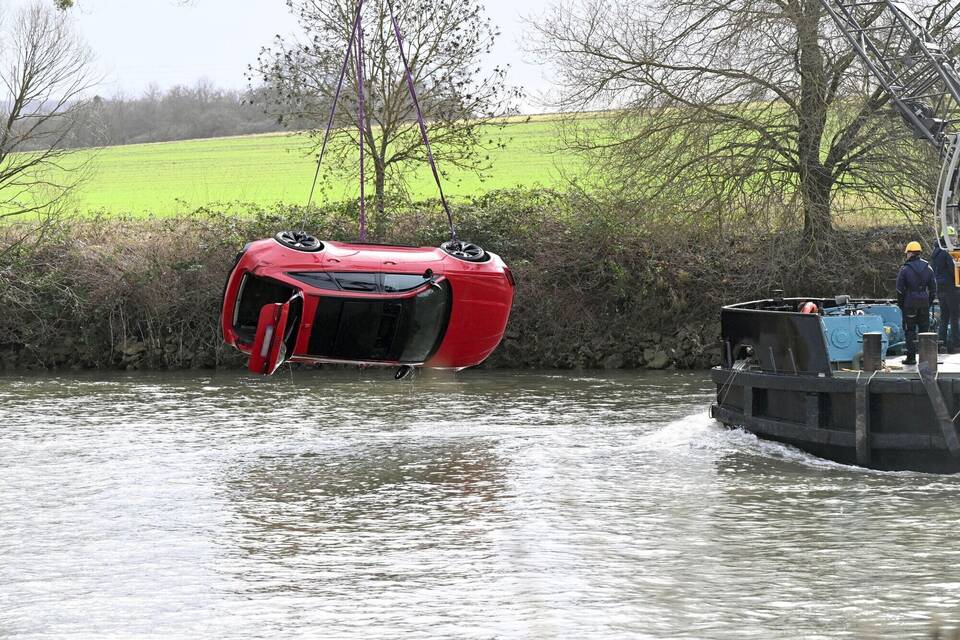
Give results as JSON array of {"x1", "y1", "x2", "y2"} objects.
[{"x1": 819, "y1": 0, "x2": 960, "y2": 249}]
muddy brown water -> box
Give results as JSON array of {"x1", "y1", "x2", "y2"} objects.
[{"x1": 2, "y1": 370, "x2": 960, "y2": 638}]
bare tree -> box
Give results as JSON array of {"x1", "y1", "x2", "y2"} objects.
[
  {"x1": 252, "y1": 0, "x2": 518, "y2": 237},
  {"x1": 529, "y1": 0, "x2": 960, "y2": 242},
  {"x1": 0, "y1": 2, "x2": 96, "y2": 220}
]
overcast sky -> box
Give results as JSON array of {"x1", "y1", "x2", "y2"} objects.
[{"x1": 5, "y1": 0, "x2": 558, "y2": 112}]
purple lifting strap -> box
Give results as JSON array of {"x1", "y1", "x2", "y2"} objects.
[
  {"x1": 305, "y1": 0, "x2": 365, "y2": 215},
  {"x1": 386, "y1": 0, "x2": 457, "y2": 240},
  {"x1": 356, "y1": 19, "x2": 367, "y2": 241},
  {"x1": 306, "y1": 0, "x2": 458, "y2": 241}
]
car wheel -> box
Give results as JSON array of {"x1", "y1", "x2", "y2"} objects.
[
  {"x1": 441, "y1": 240, "x2": 488, "y2": 262},
  {"x1": 274, "y1": 230, "x2": 324, "y2": 252}
]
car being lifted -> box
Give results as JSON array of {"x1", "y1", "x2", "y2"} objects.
[{"x1": 221, "y1": 231, "x2": 515, "y2": 375}]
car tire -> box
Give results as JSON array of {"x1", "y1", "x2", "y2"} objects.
[
  {"x1": 274, "y1": 231, "x2": 324, "y2": 252},
  {"x1": 440, "y1": 240, "x2": 488, "y2": 262}
]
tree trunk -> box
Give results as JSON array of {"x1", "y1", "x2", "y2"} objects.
[
  {"x1": 373, "y1": 161, "x2": 386, "y2": 239},
  {"x1": 796, "y1": 1, "x2": 834, "y2": 241},
  {"x1": 800, "y1": 165, "x2": 835, "y2": 240}
]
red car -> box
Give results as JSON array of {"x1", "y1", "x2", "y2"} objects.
[{"x1": 221, "y1": 231, "x2": 515, "y2": 375}]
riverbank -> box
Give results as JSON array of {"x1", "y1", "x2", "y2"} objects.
[{"x1": 0, "y1": 190, "x2": 918, "y2": 371}]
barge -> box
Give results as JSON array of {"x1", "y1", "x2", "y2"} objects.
[
  {"x1": 704, "y1": 0, "x2": 960, "y2": 472},
  {"x1": 705, "y1": 0, "x2": 960, "y2": 473},
  {"x1": 710, "y1": 295, "x2": 960, "y2": 473}
]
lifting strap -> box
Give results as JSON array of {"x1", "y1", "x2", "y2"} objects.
[
  {"x1": 304, "y1": 0, "x2": 458, "y2": 241},
  {"x1": 386, "y1": 0, "x2": 457, "y2": 240},
  {"x1": 304, "y1": 0, "x2": 365, "y2": 227},
  {"x1": 356, "y1": 17, "x2": 367, "y2": 241}
]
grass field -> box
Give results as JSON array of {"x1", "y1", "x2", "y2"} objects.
[{"x1": 45, "y1": 114, "x2": 588, "y2": 216}]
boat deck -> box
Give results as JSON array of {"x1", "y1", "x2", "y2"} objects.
[{"x1": 834, "y1": 352, "x2": 960, "y2": 376}]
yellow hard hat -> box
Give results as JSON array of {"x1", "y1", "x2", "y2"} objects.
[
  {"x1": 905, "y1": 241, "x2": 922, "y2": 253},
  {"x1": 949, "y1": 226, "x2": 958, "y2": 236}
]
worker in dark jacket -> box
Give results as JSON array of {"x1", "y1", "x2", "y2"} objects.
[
  {"x1": 932, "y1": 227, "x2": 959, "y2": 353},
  {"x1": 897, "y1": 241, "x2": 937, "y2": 365}
]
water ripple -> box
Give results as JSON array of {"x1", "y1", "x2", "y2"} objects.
[{"x1": 1, "y1": 370, "x2": 960, "y2": 638}]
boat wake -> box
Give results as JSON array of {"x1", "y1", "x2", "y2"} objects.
[{"x1": 642, "y1": 410, "x2": 893, "y2": 474}]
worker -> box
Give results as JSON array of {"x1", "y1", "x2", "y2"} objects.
[
  {"x1": 897, "y1": 241, "x2": 937, "y2": 365},
  {"x1": 932, "y1": 226, "x2": 960, "y2": 353}
]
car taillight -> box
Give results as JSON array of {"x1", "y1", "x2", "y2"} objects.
[{"x1": 504, "y1": 267, "x2": 515, "y2": 287}]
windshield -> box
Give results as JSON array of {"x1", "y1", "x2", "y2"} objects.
[{"x1": 307, "y1": 281, "x2": 451, "y2": 363}]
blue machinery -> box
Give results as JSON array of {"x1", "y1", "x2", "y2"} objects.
[{"x1": 818, "y1": 299, "x2": 912, "y2": 365}]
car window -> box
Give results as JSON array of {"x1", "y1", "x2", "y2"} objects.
[
  {"x1": 335, "y1": 272, "x2": 379, "y2": 292},
  {"x1": 336, "y1": 300, "x2": 397, "y2": 359},
  {"x1": 288, "y1": 271, "x2": 431, "y2": 294},
  {"x1": 383, "y1": 274, "x2": 430, "y2": 293},
  {"x1": 309, "y1": 298, "x2": 401, "y2": 360},
  {"x1": 288, "y1": 272, "x2": 340, "y2": 291},
  {"x1": 307, "y1": 281, "x2": 451, "y2": 363},
  {"x1": 399, "y1": 282, "x2": 450, "y2": 362}
]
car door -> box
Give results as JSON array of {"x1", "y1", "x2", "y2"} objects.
[{"x1": 248, "y1": 293, "x2": 302, "y2": 375}]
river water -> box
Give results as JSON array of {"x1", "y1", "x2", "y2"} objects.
[{"x1": 2, "y1": 370, "x2": 960, "y2": 639}]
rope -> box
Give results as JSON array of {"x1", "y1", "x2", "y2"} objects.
[
  {"x1": 303, "y1": 0, "x2": 365, "y2": 231},
  {"x1": 356, "y1": 18, "x2": 366, "y2": 241},
  {"x1": 856, "y1": 369, "x2": 881, "y2": 387},
  {"x1": 717, "y1": 357, "x2": 747, "y2": 406},
  {"x1": 385, "y1": 0, "x2": 457, "y2": 240}
]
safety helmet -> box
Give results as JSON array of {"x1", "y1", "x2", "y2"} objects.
[
  {"x1": 905, "y1": 241, "x2": 922, "y2": 253},
  {"x1": 949, "y1": 226, "x2": 958, "y2": 236}
]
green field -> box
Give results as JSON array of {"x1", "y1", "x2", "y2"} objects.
[{"x1": 47, "y1": 114, "x2": 587, "y2": 216}]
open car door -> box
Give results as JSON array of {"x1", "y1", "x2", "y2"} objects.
[{"x1": 248, "y1": 293, "x2": 302, "y2": 375}]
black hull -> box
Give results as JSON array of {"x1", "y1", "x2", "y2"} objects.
[{"x1": 711, "y1": 367, "x2": 960, "y2": 474}]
